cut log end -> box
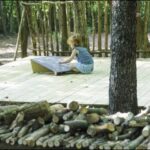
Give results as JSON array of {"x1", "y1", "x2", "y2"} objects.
[
  {"x1": 68, "y1": 101, "x2": 79, "y2": 111},
  {"x1": 86, "y1": 113, "x2": 100, "y2": 124},
  {"x1": 87, "y1": 126, "x2": 97, "y2": 137},
  {"x1": 64, "y1": 125, "x2": 70, "y2": 132}
]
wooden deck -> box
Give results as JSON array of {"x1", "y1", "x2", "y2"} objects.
[{"x1": 0, "y1": 56, "x2": 150, "y2": 107}]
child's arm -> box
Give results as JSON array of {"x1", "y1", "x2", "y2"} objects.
[{"x1": 59, "y1": 49, "x2": 77, "y2": 64}]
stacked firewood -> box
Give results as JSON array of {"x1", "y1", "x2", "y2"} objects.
[{"x1": 0, "y1": 100, "x2": 149, "y2": 149}]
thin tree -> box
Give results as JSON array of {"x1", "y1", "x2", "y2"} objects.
[
  {"x1": 60, "y1": 1, "x2": 68, "y2": 52},
  {"x1": 98, "y1": 1, "x2": 102, "y2": 56},
  {"x1": 104, "y1": 0, "x2": 108, "y2": 56},
  {"x1": 0, "y1": 1, "x2": 7, "y2": 35},
  {"x1": 48, "y1": 4, "x2": 54, "y2": 54},
  {"x1": 143, "y1": 1, "x2": 150, "y2": 52},
  {"x1": 16, "y1": 1, "x2": 28, "y2": 58},
  {"x1": 73, "y1": 1, "x2": 88, "y2": 47},
  {"x1": 109, "y1": 1, "x2": 138, "y2": 114},
  {"x1": 136, "y1": 1, "x2": 141, "y2": 51}
]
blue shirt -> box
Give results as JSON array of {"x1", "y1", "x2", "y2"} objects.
[{"x1": 75, "y1": 47, "x2": 93, "y2": 65}]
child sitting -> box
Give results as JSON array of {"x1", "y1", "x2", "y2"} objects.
[{"x1": 59, "y1": 34, "x2": 94, "y2": 74}]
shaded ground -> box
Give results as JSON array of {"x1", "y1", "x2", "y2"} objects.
[
  {"x1": 0, "y1": 34, "x2": 17, "y2": 65},
  {"x1": 0, "y1": 34, "x2": 33, "y2": 65}
]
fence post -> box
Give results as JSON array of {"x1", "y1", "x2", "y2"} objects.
[{"x1": 14, "y1": 7, "x2": 25, "y2": 61}]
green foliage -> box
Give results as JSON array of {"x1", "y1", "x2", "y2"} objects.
[
  {"x1": 140, "y1": 1, "x2": 146, "y2": 20},
  {"x1": 0, "y1": 1, "x2": 149, "y2": 35}
]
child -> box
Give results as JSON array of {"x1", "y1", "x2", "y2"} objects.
[{"x1": 59, "y1": 34, "x2": 94, "y2": 74}]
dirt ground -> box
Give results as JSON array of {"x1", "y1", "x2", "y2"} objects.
[{"x1": 0, "y1": 34, "x2": 17, "y2": 65}]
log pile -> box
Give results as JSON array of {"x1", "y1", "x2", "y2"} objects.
[{"x1": 0, "y1": 100, "x2": 149, "y2": 149}]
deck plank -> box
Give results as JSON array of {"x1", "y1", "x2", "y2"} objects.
[{"x1": 0, "y1": 56, "x2": 150, "y2": 106}]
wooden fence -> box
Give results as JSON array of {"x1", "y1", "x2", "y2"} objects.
[{"x1": 14, "y1": 1, "x2": 150, "y2": 60}]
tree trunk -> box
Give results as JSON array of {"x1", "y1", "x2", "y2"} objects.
[
  {"x1": 8, "y1": 1, "x2": 14, "y2": 34},
  {"x1": 109, "y1": 1, "x2": 138, "y2": 114},
  {"x1": 98, "y1": 1, "x2": 102, "y2": 56},
  {"x1": 66, "y1": 3, "x2": 71, "y2": 36},
  {"x1": 44, "y1": 12, "x2": 49, "y2": 56},
  {"x1": 25, "y1": 5, "x2": 37, "y2": 55},
  {"x1": 104, "y1": 0, "x2": 108, "y2": 57},
  {"x1": 73, "y1": 1, "x2": 79, "y2": 33},
  {"x1": 60, "y1": 2, "x2": 68, "y2": 52},
  {"x1": 14, "y1": 6, "x2": 28, "y2": 60},
  {"x1": 143, "y1": 2, "x2": 150, "y2": 52},
  {"x1": 92, "y1": 3, "x2": 95, "y2": 52},
  {"x1": 21, "y1": 7, "x2": 29, "y2": 58},
  {"x1": 54, "y1": 5, "x2": 59, "y2": 53},
  {"x1": 48, "y1": 4, "x2": 54, "y2": 54},
  {"x1": 82, "y1": 1, "x2": 88, "y2": 48},
  {"x1": 35, "y1": 8, "x2": 41, "y2": 56},
  {"x1": 40, "y1": 9, "x2": 46, "y2": 56},
  {"x1": 15, "y1": 0, "x2": 21, "y2": 31},
  {"x1": 136, "y1": 1, "x2": 141, "y2": 51},
  {"x1": 15, "y1": 1, "x2": 28, "y2": 58},
  {"x1": 74, "y1": 1, "x2": 88, "y2": 47},
  {"x1": 0, "y1": 1, "x2": 7, "y2": 35}
]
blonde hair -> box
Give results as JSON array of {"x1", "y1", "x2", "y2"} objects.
[{"x1": 67, "y1": 33, "x2": 81, "y2": 46}]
